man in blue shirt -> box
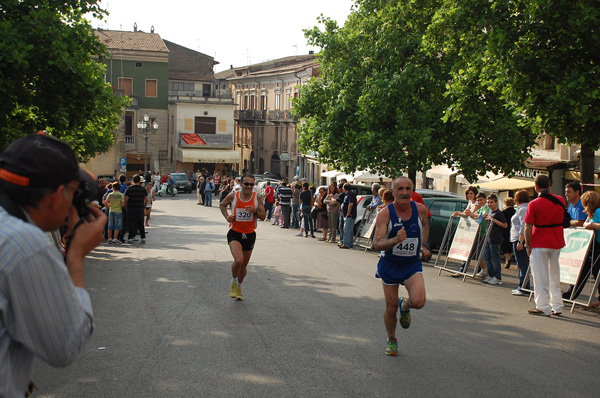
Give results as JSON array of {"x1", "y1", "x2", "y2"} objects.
[
  {"x1": 340, "y1": 183, "x2": 358, "y2": 249},
  {"x1": 565, "y1": 181, "x2": 587, "y2": 227},
  {"x1": 369, "y1": 183, "x2": 382, "y2": 211}
]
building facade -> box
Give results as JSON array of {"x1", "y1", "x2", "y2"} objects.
[{"x1": 216, "y1": 54, "x2": 323, "y2": 182}]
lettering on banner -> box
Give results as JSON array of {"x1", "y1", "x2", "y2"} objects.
[
  {"x1": 559, "y1": 229, "x2": 593, "y2": 285},
  {"x1": 448, "y1": 217, "x2": 479, "y2": 262}
]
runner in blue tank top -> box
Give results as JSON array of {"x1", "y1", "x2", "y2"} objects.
[{"x1": 373, "y1": 177, "x2": 430, "y2": 356}]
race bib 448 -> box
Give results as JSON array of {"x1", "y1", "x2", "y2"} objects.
[{"x1": 392, "y1": 238, "x2": 418, "y2": 257}]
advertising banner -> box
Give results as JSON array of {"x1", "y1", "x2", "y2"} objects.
[
  {"x1": 559, "y1": 228, "x2": 594, "y2": 285},
  {"x1": 448, "y1": 217, "x2": 479, "y2": 261},
  {"x1": 179, "y1": 133, "x2": 233, "y2": 148}
]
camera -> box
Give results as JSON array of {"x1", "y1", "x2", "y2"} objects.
[{"x1": 72, "y1": 170, "x2": 99, "y2": 219}]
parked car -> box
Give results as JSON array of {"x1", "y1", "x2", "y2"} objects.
[
  {"x1": 170, "y1": 173, "x2": 193, "y2": 193},
  {"x1": 423, "y1": 197, "x2": 469, "y2": 249}
]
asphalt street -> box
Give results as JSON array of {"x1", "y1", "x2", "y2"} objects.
[{"x1": 34, "y1": 194, "x2": 600, "y2": 397}]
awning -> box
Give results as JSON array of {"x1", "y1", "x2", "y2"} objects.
[
  {"x1": 476, "y1": 177, "x2": 535, "y2": 191},
  {"x1": 354, "y1": 172, "x2": 392, "y2": 182},
  {"x1": 426, "y1": 165, "x2": 457, "y2": 180},
  {"x1": 321, "y1": 170, "x2": 344, "y2": 178},
  {"x1": 177, "y1": 148, "x2": 240, "y2": 163}
]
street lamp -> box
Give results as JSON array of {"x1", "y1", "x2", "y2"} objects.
[{"x1": 137, "y1": 112, "x2": 158, "y2": 175}]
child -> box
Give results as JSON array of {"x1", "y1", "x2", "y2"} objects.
[
  {"x1": 482, "y1": 194, "x2": 507, "y2": 285},
  {"x1": 104, "y1": 182, "x2": 125, "y2": 244},
  {"x1": 272, "y1": 201, "x2": 282, "y2": 226}
]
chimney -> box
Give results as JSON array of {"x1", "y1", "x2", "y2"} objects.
[{"x1": 133, "y1": 22, "x2": 137, "y2": 32}]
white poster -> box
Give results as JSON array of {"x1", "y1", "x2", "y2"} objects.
[
  {"x1": 559, "y1": 228, "x2": 594, "y2": 285},
  {"x1": 448, "y1": 217, "x2": 480, "y2": 261}
]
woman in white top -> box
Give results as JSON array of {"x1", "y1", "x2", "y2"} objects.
[{"x1": 453, "y1": 186, "x2": 480, "y2": 217}]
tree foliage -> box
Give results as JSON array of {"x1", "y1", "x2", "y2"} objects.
[
  {"x1": 295, "y1": 0, "x2": 598, "y2": 183},
  {"x1": 0, "y1": 0, "x2": 128, "y2": 161}
]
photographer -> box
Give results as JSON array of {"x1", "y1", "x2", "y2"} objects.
[{"x1": 0, "y1": 133, "x2": 106, "y2": 397}]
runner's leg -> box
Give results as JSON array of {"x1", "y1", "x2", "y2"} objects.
[
  {"x1": 402, "y1": 272, "x2": 426, "y2": 310},
  {"x1": 382, "y1": 283, "x2": 399, "y2": 339}
]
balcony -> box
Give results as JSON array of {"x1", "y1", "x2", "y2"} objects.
[
  {"x1": 267, "y1": 110, "x2": 298, "y2": 122},
  {"x1": 234, "y1": 110, "x2": 267, "y2": 121},
  {"x1": 168, "y1": 90, "x2": 233, "y2": 104}
]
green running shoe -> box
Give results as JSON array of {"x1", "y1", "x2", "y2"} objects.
[
  {"x1": 399, "y1": 297, "x2": 411, "y2": 329},
  {"x1": 385, "y1": 337, "x2": 398, "y2": 356}
]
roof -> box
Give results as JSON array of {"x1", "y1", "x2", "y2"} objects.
[
  {"x1": 215, "y1": 54, "x2": 317, "y2": 80},
  {"x1": 94, "y1": 29, "x2": 169, "y2": 53},
  {"x1": 525, "y1": 158, "x2": 568, "y2": 170},
  {"x1": 163, "y1": 40, "x2": 215, "y2": 81}
]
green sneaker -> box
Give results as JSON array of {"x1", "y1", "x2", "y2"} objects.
[
  {"x1": 385, "y1": 337, "x2": 398, "y2": 356},
  {"x1": 399, "y1": 297, "x2": 411, "y2": 329},
  {"x1": 228, "y1": 282, "x2": 238, "y2": 299}
]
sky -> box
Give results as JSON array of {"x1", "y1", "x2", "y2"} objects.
[{"x1": 88, "y1": 0, "x2": 354, "y2": 72}]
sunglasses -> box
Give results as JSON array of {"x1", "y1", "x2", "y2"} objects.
[{"x1": 242, "y1": 182, "x2": 254, "y2": 186}]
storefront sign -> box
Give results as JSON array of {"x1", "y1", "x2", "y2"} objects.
[{"x1": 179, "y1": 133, "x2": 233, "y2": 148}]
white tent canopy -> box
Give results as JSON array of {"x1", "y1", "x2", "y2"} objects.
[{"x1": 353, "y1": 171, "x2": 392, "y2": 182}]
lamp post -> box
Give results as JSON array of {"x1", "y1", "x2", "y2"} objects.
[{"x1": 137, "y1": 112, "x2": 158, "y2": 176}]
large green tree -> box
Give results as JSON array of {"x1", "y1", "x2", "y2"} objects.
[
  {"x1": 0, "y1": 0, "x2": 127, "y2": 161},
  {"x1": 294, "y1": 0, "x2": 536, "y2": 182},
  {"x1": 425, "y1": 0, "x2": 600, "y2": 186}
]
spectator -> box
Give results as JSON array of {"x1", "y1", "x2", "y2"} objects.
[
  {"x1": 524, "y1": 174, "x2": 565, "y2": 316},
  {"x1": 0, "y1": 133, "x2": 105, "y2": 397},
  {"x1": 567, "y1": 191, "x2": 600, "y2": 301},
  {"x1": 124, "y1": 175, "x2": 148, "y2": 244},
  {"x1": 510, "y1": 190, "x2": 531, "y2": 296},
  {"x1": 278, "y1": 181, "x2": 293, "y2": 228},
  {"x1": 369, "y1": 183, "x2": 382, "y2": 210},
  {"x1": 340, "y1": 183, "x2": 357, "y2": 249},
  {"x1": 263, "y1": 181, "x2": 275, "y2": 221},
  {"x1": 565, "y1": 181, "x2": 587, "y2": 227},
  {"x1": 324, "y1": 183, "x2": 340, "y2": 243},
  {"x1": 291, "y1": 181, "x2": 301, "y2": 228},
  {"x1": 482, "y1": 194, "x2": 508, "y2": 285},
  {"x1": 502, "y1": 197, "x2": 516, "y2": 269},
  {"x1": 272, "y1": 201, "x2": 282, "y2": 226},
  {"x1": 315, "y1": 186, "x2": 329, "y2": 241},
  {"x1": 300, "y1": 182, "x2": 315, "y2": 238},
  {"x1": 145, "y1": 182, "x2": 155, "y2": 226},
  {"x1": 105, "y1": 182, "x2": 125, "y2": 244},
  {"x1": 205, "y1": 177, "x2": 215, "y2": 207}
]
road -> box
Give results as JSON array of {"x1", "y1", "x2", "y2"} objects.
[{"x1": 34, "y1": 194, "x2": 600, "y2": 397}]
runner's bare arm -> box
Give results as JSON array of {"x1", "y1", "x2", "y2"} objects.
[
  {"x1": 219, "y1": 191, "x2": 235, "y2": 222},
  {"x1": 373, "y1": 208, "x2": 406, "y2": 251},
  {"x1": 254, "y1": 194, "x2": 266, "y2": 221}
]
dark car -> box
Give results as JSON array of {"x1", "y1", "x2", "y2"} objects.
[
  {"x1": 423, "y1": 197, "x2": 469, "y2": 249},
  {"x1": 171, "y1": 173, "x2": 193, "y2": 193}
]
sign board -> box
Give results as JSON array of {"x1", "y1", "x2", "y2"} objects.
[
  {"x1": 179, "y1": 133, "x2": 233, "y2": 148},
  {"x1": 360, "y1": 208, "x2": 377, "y2": 239},
  {"x1": 559, "y1": 228, "x2": 594, "y2": 285},
  {"x1": 448, "y1": 217, "x2": 480, "y2": 261},
  {"x1": 120, "y1": 158, "x2": 127, "y2": 167}
]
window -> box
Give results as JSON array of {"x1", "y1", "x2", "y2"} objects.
[
  {"x1": 146, "y1": 79, "x2": 157, "y2": 97},
  {"x1": 275, "y1": 94, "x2": 280, "y2": 110},
  {"x1": 202, "y1": 84, "x2": 211, "y2": 97},
  {"x1": 118, "y1": 77, "x2": 133, "y2": 96},
  {"x1": 428, "y1": 201, "x2": 456, "y2": 218},
  {"x1": 194, "y1": 116, "x2": 216, "y2": 134},
  {"x1": 124, "y1": 113, "x2": 134, "y2": 144},
  {"x1": 169, "y1": 82, "x2": 194, "y2": 92},
  {"x1": 135, "y1": 62, "x2": 143, "y2": 68},
  {"x1": 260, "y1": 95, "x2": 267, "y2": 110},
  {"x1": 250, "y1": 95, "x2": 256, "y2": 110}
]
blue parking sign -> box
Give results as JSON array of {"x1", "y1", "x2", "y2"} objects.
[{"x1": 120, "y1": 158, "x2": 127, "y2": 167}]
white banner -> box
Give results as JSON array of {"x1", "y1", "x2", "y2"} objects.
[
  {"x1": 559, "y1": 228, "x2": 594, "y2": 285},
  {"x1": 448, "y1": 217, "x2": 480, "y2": 261}
]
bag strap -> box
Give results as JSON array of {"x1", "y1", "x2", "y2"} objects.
[{"x1": 535, "y1": 192, "x2": 566, "y2": 228}]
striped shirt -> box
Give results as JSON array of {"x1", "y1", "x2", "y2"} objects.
[{"x1": 0, "y1": 206, "x2": 93, "y2": 397}]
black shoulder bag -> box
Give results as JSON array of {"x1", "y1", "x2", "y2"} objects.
[{"x1": 534, "y1": 192, "x2": 571, "y2": 228}]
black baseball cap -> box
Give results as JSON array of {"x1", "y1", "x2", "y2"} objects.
[{"x1": 0, "y1": 132, "x2": 82, "y2": 189}]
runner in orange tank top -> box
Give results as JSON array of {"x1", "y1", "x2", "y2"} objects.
[{"x1": 219, "y1": 173, "x2": 266, "y2": 300}]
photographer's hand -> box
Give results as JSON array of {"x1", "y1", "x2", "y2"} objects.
[{"x1": 64, "y1": 206, "x2": 107, "y2": 288}]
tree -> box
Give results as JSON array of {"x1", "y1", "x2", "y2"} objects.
[
  {"x1": 294, "y1": 0, "x2": 536, "y2": 183},
  {"x1": 0, "y1": 0, "x2": 127, "y2": 161},
  {"x1": 424, "y1": 0, "x2": 600, "y2": 187}
]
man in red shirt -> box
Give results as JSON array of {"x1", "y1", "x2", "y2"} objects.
[
  {"x1": 263, "y1": 181, "x2": 275, "y2": 221},
  {"x1": 524, "y1": 174, "x2": 565, "y2": 316}
]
